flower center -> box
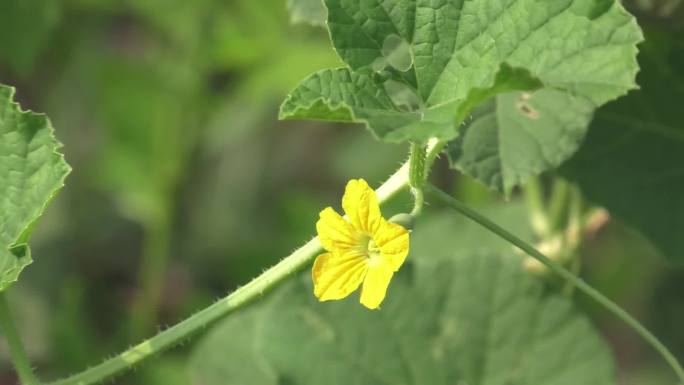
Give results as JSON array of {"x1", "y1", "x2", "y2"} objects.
[
  {"x1": 359, "y1": 234, "x2": 383, "y2": 266},
  {"x1": 367, "y1": 238, "x2": 380, "y2": 254}
]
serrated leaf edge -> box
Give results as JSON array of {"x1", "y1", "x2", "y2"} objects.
[{"x1": 0, "y1": 85, "x2": 71, "y2": 291}]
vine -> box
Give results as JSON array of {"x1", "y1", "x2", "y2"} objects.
[{"x1": 1, "y1": 1, "x2": 682, "y2": 384}]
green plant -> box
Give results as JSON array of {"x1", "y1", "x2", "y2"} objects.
[{"x1": 1, "y1": 0, "x2": 683, "y2": 384}]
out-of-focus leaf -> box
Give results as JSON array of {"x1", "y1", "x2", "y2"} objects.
[
  {"x1": 629, "y1": 0, "x2": 684, "y2": 18},
  {"x1": 92, "y1": 54, "x2": 202, "y2": 223},
  {"x1": 129, "y1": 0, "x2": 298, "y2": 71},
  {"x1": 135, "y1": 355, "x2": 191, "y2": 385},
  {"x1": 446, "y1": 89, "x2": 594, "y2": 194},
  {"x1": 190, "y1": 207, "x2": 614, "y2": 385},
  {"x1": 189, "y1": 307, "x2": 274, "y2": 385},
  {"x1": 0, "y1": 287, "x2": 50, "y2": 359},
  {"x1": 287, "y1": 0, "x2": 327, "y2": 27},
  {"x1": 412, "y1": 201, "x2": 534, "y2": 257},
  {"x1": 0, "y1": 0, "x2": 61, "y2": 75},
  {"x1": 0, "y1": 85, "x2": 70, "y2": 291},
  {"x1": 562, "y1": 28, "x2": 684, "y2": 261},
  {"x1": 281, "y1": 0, "x2": 642, "y2": 144}
]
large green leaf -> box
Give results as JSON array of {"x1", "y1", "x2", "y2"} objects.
[
  {"x1": 0, "y1": 85, "x2": 70, "y2": 291},
  {"x1": 562, "y1": 28, "x2": 684, "y2": 261},
  {"x1": 280, "y1": 0, "x2": 642, "y2": 144},
  {"x1": 190, "y1": 210, "x2": 614, "y2": 385},
  {"x1": 446, "y1": 89, "x2": 595, "y2": 194},
  {"x1": 279, "y1": 67, "x2": 463, "y2": 142}
]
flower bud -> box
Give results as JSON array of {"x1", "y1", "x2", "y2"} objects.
[{"x1": 388, "y1": 213, "x2": 414, "y2": 230}]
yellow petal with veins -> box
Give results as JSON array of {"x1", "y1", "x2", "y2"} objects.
[
  {"x1": 373, "y1": 219, "x2": 410, "y2": 271},
  {"x1": 312, "y1": 251, "x2": 368, "y2": 301},
  {"x1": 316, "y1": 207, "x2": 360, "y2": 252},
  {"x1": 342, "y1": 179, "x2": 382, "y2": 235},
  {"x1": 359, "y1": 258, "x2": 394, "y2": 309}
]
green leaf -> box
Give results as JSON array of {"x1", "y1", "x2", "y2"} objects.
[
  {"x1": 280, "y1": 68, "x2": 464, "y2": 142},
  {"x1": 190, "y1": 213, "x2": 615, "y2": 384},
  {"x1": 287, "y1": 0, "x2": 327, "y2": 26},
  {"x1": 562, "y1": 27, "x2": 684, "y2": 261},
  {"x1": 281, "y1": 65, "x2": 542, "y2": 143},
  {"x1": 447, "y1": 89, "x2": 595, "y2": 194},
  {"x1": 281, "y1": 0, "x2": 642, "y2": 144},
  {"x1": 0, "y1": 85, "x2": 70, "y2": 291}
]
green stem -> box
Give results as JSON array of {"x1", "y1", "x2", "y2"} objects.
[
  {"x1": 0, "y1": 293, "x2": 40, "y2": 385},
  {"x1": 409, "y1": 142, "x2": 427, "y2": 216},
  {"x1": 409, "y1": 139, "x2": 446, "y2": 217},
  {"x1": 129, "y1": 206, "x2": 172, "y2": 339},
  {"x1": 408, "y1": 142, "x2": 426, "y2": 189},
  {"x1": 424, "y1": 138, "x2": 446, "y2": 172},
  {"x1": 426, "y1": 184, "x2": 684, "y2": 383},
  {"x1": 49, "y1": 238, "x2": 321, "y2": 385},
  {"x1": 566, "y1": 185, "x2": 584, "y2": 248},
  {"x1": 409, "y1": 189, "x2": 424, "y2": 217},
  {"x1": 46, "y1": 155, "x2": 417, "y2": 385},
  {"x1": 524, "y1": 176, "x2": 549, "y2": 237},
  {"x1": 547, "y1": 178, "x2": 570, "y2": 232},
  {"x1": 563, "y1": 255, "x2": 582, "y2": 297},
  {"x1": 562, "y1": 186, "x2": 585, "y2": 295}
]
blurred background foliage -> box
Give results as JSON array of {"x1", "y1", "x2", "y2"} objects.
[{"x1": 0, "y1": 0, "x2": 682, "y2": 384}]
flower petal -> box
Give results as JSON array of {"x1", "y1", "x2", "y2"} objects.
[
  {"x1": 373, "y1": 220, "x2": 409, "y2": 271},
  {"x1": 316, "y1": 207, "x2": 360, "y2": 252},
  {"x1": 312, "y1": 252, "x2": 368, "y2": 301},
  {"x1": 359, "y1": 259, "x2": 394, "y2": 309},
  {"x1": 342, "y1": 179, "x2": 382, "y2": 235}
]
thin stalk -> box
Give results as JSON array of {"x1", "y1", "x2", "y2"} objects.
[
  {"x1": 524, "y1": 176, "x2": 549, "y2": 237},
  {"x1": 0, "y1": 293, "x2": 40, "y2": 385},
  {"x1": 563, "y1": 256, "x2": 582, "y2": 297},
  {"x1": 562, "y1": 186, "x2": 585, "y2": 295},
  {"x1": 129, "y1": 206, "x2": 172, "y2": 339},
  {"x1": 46, "y1": 152, "x2": 419, "y2": 385},
  {"x1": 410, "y1": 189, "x2": 424, "y2": 217},
  {"x1": 426, "y1": 184, "x2": 684, "y2": 383},
  {"x1": 547, "y1": 178, "x2": 570, "y2": 232}
]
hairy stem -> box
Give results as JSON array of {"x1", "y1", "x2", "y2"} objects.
[
  {"x1": 408, "y1": 142, "x2": 427, "y2": 189},
  {"x1": 426, "y1": 184, "x2": 684, "y2": 383},
  {"x1": 49, "y1": 238, "x2": 322, "y2": 385},
  {"x1": 46, "y1": 154, "x2": 421, "y2": 385},
  {"x1": 44, "y1": 140, "x2": 447, "y2": 385},
  {"x1": 424, "y1": 138, "x2": 446, "y2": 172},
  {"x1": 0, "y1": 293, "x2": 40, "y2": 385},
  {"x1": 409, "y1": 140, "x2": 445, "y2": 217},
  {"x1": 409, "y1": 142, "x2": 426, "y2": 216}
]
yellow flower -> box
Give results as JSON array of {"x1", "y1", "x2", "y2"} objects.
[{"x1": 313, "y1": 179, "x2": 410, "y2": 309}]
